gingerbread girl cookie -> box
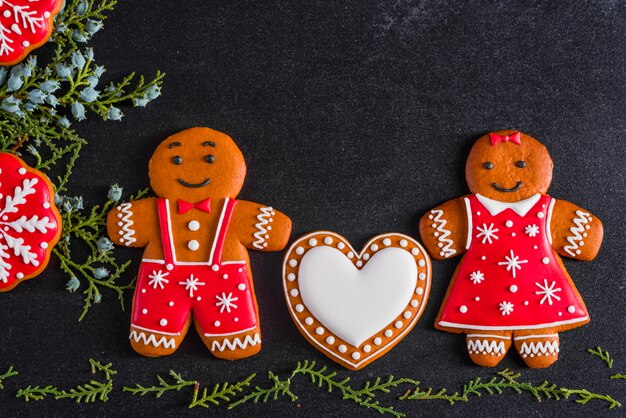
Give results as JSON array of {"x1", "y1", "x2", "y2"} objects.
[
  {"x1": 107, "y1": 127, "x2": 291, "y2": 360},
  {"x1": 419, "y1": 130, "x2": 603, "y2": 368}
]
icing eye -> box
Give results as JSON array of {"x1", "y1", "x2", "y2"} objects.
[
  {"x1": 172, "y1": 156, "x2": 182, "y2": 165},
  {"x1": 516, "y1": 160, "x2": 526, "y2": 168},
  {"x1": 205, "y1": 155, "x2": 215, "y2": 164},
  {"x1": 483, "y1": 162, "x2": 494, "y2": 170}
]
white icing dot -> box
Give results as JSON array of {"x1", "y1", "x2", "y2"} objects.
[
  {"x1": 394, "y1": 320, "x2": 402, "y2": 329},
  {"x1": 371, "y1": 244, "x2": 379, "y2": 251},
  {"x1": 347, "y1": 252, "x2": 354, "y2": 259},
  {"x1": 509, "y1": 285, "x2": 518, "y2": 293},
  {"x1": 418, "y1": 260, "x2": 426, "y2": 267},
  {"x1": 187, "y1": 240, "x2": 200, "y2": 251},
  {"x1": 118, "y1": 230, "x2": 123, "y2": 235},
  {"x1": 16, "y1": 272, "x2": 23, "y2": 279},
  {"x1": 399, "y1": 239, "x2": 408, "y2": 247},
  {"x1": 43, "y1": 202, "x2": 50, "y2": 209},
  {"x1": 481, "y1": 256, "x2": 486, "y2": 260},
  {"x1": 475, "y1": 296, "x2": 480, "y2": 301},
  {"x1": 338, "y1": 344, "x2": 347, "y2": 353},
  {"x1": 142, "y1": 309, "x2": 148, "y2": 314},
  {"x1": 2, "y1": 10, "x2": 10, "y2": 17},
  {"x1": 537, "y1": 212, "x2": 545, "y2": 218},
  {"x1": 326, "y1": 336, "x2": 335, "y2": 344},
  {"x1": 363, "y1": 345, "x2": 371, "y2": 353},
  {"x1": 294, "y1": 248, "x2": 304, "y2": 256},
  {"x1": 585, "y1": 225, "x2": 591, "y2": 230},
  {"x1": 295, "y1": 304, "x2": 304, "y2": 312},
  {"x1": 315, "y1": 327, "x2": 324, "y2": 335},
  {"x1": 290, "y1": 288, "x2": 298, "y2": 297},
  {"x1": 418, "y1": 273, "x2": 426, "y2": 280},
  {"x1": 524, "y1": 301, "x2": 529, "y2": 306},
  {"x1": 415, "y1": 287, "x2": 423, "y2": 295},
  {"x1": 411, "y1": 299, "x2": 419, "y2": 307},
  {"x1": 505, "y1": 220, "x2": 513, "y2": 227},
  {"x1": 289, "y1": 259, "x2": 298, "y2": 267},
  {"x1": 411, "y1": 248, "x2": 419, "y2": 255},
  {"x1": 511, "y1": 232, "x2": 516, "y2": 237},
  {"x1": 214, "y1": 320, "x2": 221, "y2": 327},
  {"x1": 197, "y1": 296, "x2": 202, "y2": 301},
  {"x1": 305, "y1": 317, "x2": 314, "y2": 325},
  {"x1": 363, "y1": 253, "x2": 370, "y2": 260},
  {"x1": 431, "y1": 223, "x2": 437, "y2": 228},
  {"x1": 159, "y1": 319, "x2": 168, "y2": 327},
  {"x1": 542, "y1": 257, "x2": 550, "y2": 264},
  {"x1": 428, "y1": 215, "x2": 433, "y2": 220},
  {"x1": 337, "y1": 242, "x2": 346, "y2": 250},
  {"x1": 169, "y1": 301, "x2": 174, "y2": 307},
  {"x1": 188, "y1": 220, "x2": 200, "y2": 231},
  {"x1": 166, "y1": 264, "x2": 174, "y2": 271},
  {"x1": 356, "y1": 260, "x2": 363, "y2": 267},
  {"x1": 263, "y1": 243, "x2": 268, "y2": 247},
  {"x1": 141, "y1": 289, "x2": 146, "y2": 293},
  {"x1": 576, "y1": 249, "x2": 581, "y2": 255},
  {"x1": 238, "y1": 283, "x2": 247, "y2": 291},
  {"x1": 223, "y1": 274, "x2": 229, "y2": 279},
  {"x1": 309, "y1": 238, "x2": 318, "y2": 246},
  {"x1": 558, "y1": 312, "x2": 562, "y2": 317},
  {"x1": 374, "y1": 337, "x2": 382, "y2": 345},
  {"x1": 40, "y1": 242, "x2": 48, "y2": 249},
  {"x1": 117, "y1": 221, "x2": 123, "y2": 227},
  {"x1": 384, "y1": 329, "x2": 393, "y2": 337},
  {"x1": 437, "y1": 243, "x2": 443, "y2": 248},
  {"x1": 476, "y1": 211, "x2": 481, "y2": 215},
  {"x1": 403, "y1": 311, "x2": 411, "y2": 319},
  {"x1": 287, "y1": 273, "x2": 296, "y2": 281},
  {"x1": 533, "y1": 245, "x2": 538, "y2": 250},
  {"x1": 238, "y1": 268, "x2": 243, "y2": 273},
  {"x1": 44, "y1": 11, "x2": 51, "y2": 18},
  {"x1": 324, "y1": 237, "x2": 333, "y2": 245},
  {"x1": 234, "y1": 317, "x2": 239, "y2": 322},
  {"x1": 212, "y1": 264, "x2": 219, "y2": 271},
  {"x1": 117, "y1": 213, "x2": 122, "y2": 218},
  {"x1": 459, "y1": 305, "x2": 468, "y2": 313},
  {"x1": 352, "y1": 352, "x2": 361, "y2": 360},
  {"x1": 383, "y1": 238, "x2": 392, "y2": 246},
  {"x1": 568, "y1": 305, "x2": 576, "y2": 313},
  {"x1": 18, "y1": 168, "x2": 26, "y2": 175}
]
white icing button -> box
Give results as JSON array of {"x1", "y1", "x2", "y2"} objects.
[
  {"x1": 568, "y1": 305, "x2": 576, "y2": 313},
  {"x1": 168, "y1": 301, "x2": 174, "y2": 307},
  {"x1": 511, "y1": 232, "x2": 516, "y2": 237},
  {"x1": 481, "y1": 256, "x2": 486, "y2": 260},
  {"x1": 159, "y1": 319, "x2": 168, "y2": 326},
  {"x1": 16, "y1": 272, "x2": 24, "y2": 279},
  {"x1": 509, "y1": 285, "x2": 518, "y2": 293},
  {"x1": 326, "y1": 336, "x2": 335, "y2": 344},
  {"x1": 40, "y1": 242, "x2": 48, "y2": 249},
  {"x1": 403, "y1": 311, "x2": 411, "y2": 319},
  {"x1": 117, "y1": 213, "x2": 122, "y2": 218},
  {"x1": 18, "y1": 168, "x2": 26, "y2": 175},
  {"x1": 475, "y1": 296, "x2": 480, "y2": 301},
  {"x1": 188, "y1": 220, "x2": 200, "y2": 231},
  {"x1": 2, "y1": 10, "x2": 10, "y2": 17},
  {"x1": 338, "y1": 344, "x2": 347, "y2": 353},
  {"x1": 415, "y1": 287, "x2": 423, "y2": 295},
  {"x1": 315, "y1": 327, "x2": 324, "y2": 335},
  {"x1": 187, "y1": 240, "x2": 200, "y2": 251},
  {"x1": 337, "y1": 242, "x2": 346, "y2": 250},
  {"x1": 542, "y1": 257, "x2": 550, "y2": 264},
  {"x1": 44, "y1": 11, "x2": 51, "y2": 18},
  {"x1": 363, "y1": 254, "x2": 370, "y2": 260},
  {"x1": 238, "y1": 268, "x2": 243, "y2": 272},
  {"x1": 223, "y1": 274, "x2": 229, "y2": 279},
  {"x1": 418, "y1": 260, "x2": 426, "y2": 267},
  {"x1": 394, "y1": 320, "x2": 402, "y2": 329},
  {"x1": 141, "y1": 289, "x2": 146, "y2": 293},
  {"x1": 356, "y1": 260, "x2": 363, "y2": 267},
  {"x1": 305, "y1": 317, "x2": 314, "y2": 325},
  {"x1": 290, "y1": 288, "x2": 298, "y2": 297},
  {"x1": 214, "y1": 320, "x2": 221, "y2": 327},
  {"x1": 363, "y1": 345, "x2": 371, "y2": 353},
  {"x1": 352, "y1": 352, "x2": 361, "y2": 360},
  {"x1": 537, "y1": 212, "x2": 545, "y2": 218},
  {"x1": 196, "y1": 296, "x2": 202, "y2": 301},
  {"x1": 295, "y1": 304, "x2": 304, "y2": 312},
  {"x1": 476, "y1": 211, "x2": 481, "y2": 215},
  {"x1": 383, "y1": 238, "x2": 392, "y2": 246},
  {"x1": 165, "y1": 263, "x2": 174, "y2": 271},
  {"x1": 324, "y1": 237, "x2": 333, "y2": 245},
  {"x1": 384, "y1": 329, "x2": 393, "y2": 337},
  {"x1": 289, "y1": 259, "x2": 298, "y2": 267},
  {"x1": 418, "y1": 273, "x2": 426, "y2": 280},
  {"x1": 576, "y1": 249, "x2": 581, "y2": 254},
  {"x1": 428, "y1": 215, "x2": 433, "y2": 219},
  {"x1": 524, "y1": 301, "x2": 529, "y2": 306},
  {"x1": 411, "y1": 299, "x2": 419, "y2": 307},
  {"x1": 505, "y1": 220, "x2": 513, "y2": 227},
  {"x1": 558, "y1": 312, "x2": 562, "y2": 316},
  {"x1": 309, "y1": 238, "x2": 318, "y2": 246},
  {"x1": 117, "y1": 222, "x2": 123, "y2": 227},
  {"x1": 287, "y1": 273, "x2": 296, "y2": 281},
  {"x1": 142, "y1": 309, "x2": 148, "y2": 314},
  {"x1": 411, "y1": 248, "x2": 419, "y2": 255},
  {"x1": 399, "y1": 239, "x2": 408, "y2": 247},
  {"x1": 296, "y1": 247, "x2": 304, "y2": 255},
  {"x1": 459, "y1": 305, "x2": 468, "y2": 313},
  {"x1": 234, "y1": 317, "x2": 239, "y2": 322},
  {"x1": 347, "y1": 252, "x2": 354, "y2": 259},
  {"x1": 212, "y1": 264, "x2": 219, "y2": 271},
  {"x1": 374, "y1": 337, "x2": 382, "y2": 345},
  {"x1": 238, "y1": 283, "x2": 247, "y2": 291},
  {"x1": 370, "y1": 244, "x2": 379, "y2": 251},
  {"x1": 533, "y1": 245, "x2": 538, "y2": 250},
  {"x1": 43, "y1": 202, "x2": 51, "y2": 209}
]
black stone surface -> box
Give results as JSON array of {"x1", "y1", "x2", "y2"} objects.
[{"x1": 1, "y1": 1, "x2": 625, "y2": 416}]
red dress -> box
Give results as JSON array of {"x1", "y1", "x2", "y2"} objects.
[
  {"x1": 130, "y1": 198, "x2": 257, "y2": 340},
  {"x1": 437, "y1": 193, "x2": 588, "y2": 331}
]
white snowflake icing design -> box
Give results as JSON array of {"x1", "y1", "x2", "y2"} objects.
[
  {"x1": 499, "y1": 301, "x2": 514, "y2": 316},
  {"x1": 534, "y1": 279, "x2": 562, "y2": 305},
  {"x1": 497, "y1": 249, "x2": 528, "y2": 278},
  {"x1": 525, "y1": 224, "x2": 540, "y2": 237},
  {"x1": 469, "y1": 271, "x2": 485, "y2": 284},
  {"x1": 215, "y1": 292, "x2": 239, "y2": 313},
  {"x1": 178, "y1": 274, "x2": 205, "y2": 298},
  {"x1": 0, "y1": 177, "x2": 55, "y2": 283},
  {"x1": 0, "y1": 0, "x2": 49, "y2": 57},
  {"x1": 147, "y1": 270, "x2": 169, "y2": 290},
  {"x1": 476, "y1": 223, "x2": 499, "y2": 244}
]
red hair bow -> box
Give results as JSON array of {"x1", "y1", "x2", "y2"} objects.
[
  {"x1": 178, "y1": 198, "x2": 212, "y2": 214},
  {"x1": 489, "y1": 131, "x2": 521, "y2": 146}
]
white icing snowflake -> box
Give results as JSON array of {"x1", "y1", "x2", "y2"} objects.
[
  {"x1": 525, "y1": 224, "x2": 540, "y2": 237},
  {"x1": 469, "y1": 271, "x2": 485, "y2": 284},
  {"x1": 215, "y1": 292, "x2": 239, "y2": 313},
  {"x1": 147, "y1": 270, "x2": 169, "y2": 290},
  {"x1": 535, "y1": 279, "x2": 562, "y2": 305},
  {"x1": 497, "y1": 249, "x2": 528, "y2": 278},
  {"x1": 499, "y1": 301, "x2": 514, "y2": 316},
  {"x1": 178, "y1": 274, "x2": 205, "y2": 298},
  {"x1": 476, "y1": 223, "x2": 499, "y2": 244}
]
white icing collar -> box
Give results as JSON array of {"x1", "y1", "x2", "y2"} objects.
[{"x1": 475, "y1": 193, "x2": 541, "y2": 217}]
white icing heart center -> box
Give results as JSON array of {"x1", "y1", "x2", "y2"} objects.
[{"x1": 298, "y1": 246, "x2": 417, "y2": 347}]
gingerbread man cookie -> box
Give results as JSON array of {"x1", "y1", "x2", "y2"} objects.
[
  {"x1": 419, "y1": 130, "x2": 603, "y2": 368},
  {"x1": 107, "y1": 127, "x2": 292, "y2": 360}
]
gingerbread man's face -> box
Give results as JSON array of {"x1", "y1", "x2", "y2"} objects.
[
  {"x1": 148, "y1": 127, "x2": 246, "y2": 201},
  {"x1": 465, "y1": 130, "x2": 553, "y2": 202}
]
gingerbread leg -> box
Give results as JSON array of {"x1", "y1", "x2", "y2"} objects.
[
  {"x1": 128, "y1": 316, "x2": 191, "y2": 357},
  {"x1": 196, "y1": 321, "x2": 262, "y2": 360},
  {"x1": 465, "y1": 331, "x2": 512, "y2": 367},
  {"x1": 513, "y1": 332, "x2": 559, "y2": 368}
]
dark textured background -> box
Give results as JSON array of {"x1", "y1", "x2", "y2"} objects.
[{"x1": 2, "y1": 0, "x2": 626, "y2": 416}]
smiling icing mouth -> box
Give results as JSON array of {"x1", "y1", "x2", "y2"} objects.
[
  {"x1": 178, "y1": 178, "x2": 211, "y2": 188},
  {"x1": 492, "y1": 181, "x2": 523, "y2": 192}
]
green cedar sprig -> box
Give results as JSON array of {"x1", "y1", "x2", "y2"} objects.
[
  {"x1": 227, "y1": 371, "x2": 297, "y2": 409},
  {"x1": 123, "y1": 370, "x2": 198, "y2": 399},
  {"x1": 587, "y1": 346, "x2": 614, "y2": 369},
  {"x1": 190, "y1": 374, "x2": 256, "y2": 408},
  {"x1": 0, "y1": 366, "x2": 18, "y2": 390}
]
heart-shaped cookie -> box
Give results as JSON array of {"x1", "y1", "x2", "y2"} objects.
[{"x1": 283, "y1": 231, "x2": 431, "y2": 370}]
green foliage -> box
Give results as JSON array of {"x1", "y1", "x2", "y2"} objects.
[
  {"x1": 123, "y1": 370, "x2": 197, "y2": 399},
  {"x1": 0, "y1": 0, "x2": 163, "y2": 320},
  {"x1": 227, "y1": 372, "x2": 296, "y2": 409},
  {"x1": 0, "y1": 366, "x2": 18, "y2": 390},
  {"x1": 588, "y1": 346, "x2": 614, "y2": 369},
  {"x1": 190, "y1": 374, "x2": 256, "y2": 408}
]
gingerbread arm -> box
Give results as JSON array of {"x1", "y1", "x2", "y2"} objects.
[
  {"x1": 230, "y1": 200, "x2": 292, "y2": 251},
  {"x1": 550, "y1": 199, "x2": 603, "y2": 261},
  {"x1": 419, "y1": 197, "x2": 469, "y2": 260},
  {"x1": 106, "y1": 197, "x2": 158, "y2": 248}
]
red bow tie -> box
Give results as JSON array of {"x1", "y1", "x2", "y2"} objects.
[
  {"x1": 489, "y1": 131, "x2": 521, "y2": 146},
  {"x1": 177, "y1": 198, "x2": 212, "y2": 214}
]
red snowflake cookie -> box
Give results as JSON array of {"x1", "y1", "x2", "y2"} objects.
[
  {"x1": 0, "y1": 0, "x2": 63, "y2": 66},
  {"x1": 0, "y1": 152, "x2": 61, "y2": 292}
]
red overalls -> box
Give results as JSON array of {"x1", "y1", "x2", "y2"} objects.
[{"x1": 130, "y1": 198, "x2": 258, "y2": 339}]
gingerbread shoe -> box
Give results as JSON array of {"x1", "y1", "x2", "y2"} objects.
[
  {"x1": 107, "y1": 127, "x2": 292, "y2": 359},
  {"x1": 419, "y1": 131, "x2": 603, "y2": 368},
  {"x1": 513, "y1": 332, "x2": 560, "y2": 368},
  {"x1": 466, "y1": 332, "x2": 512, "y2": 367}
]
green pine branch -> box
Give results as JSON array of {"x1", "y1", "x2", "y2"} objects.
[
  {"x1": 189, "y1": 374, "x2": 256, "y2": 408},
  {"x1": 227, "y1": 372, "x2": 297, "y2": 409},
  {"x1": 0, "y1": 366, "x2": 18, "y2": 390},
  {"x1": 123, "y1": 370, "x2": 197, "y2": 398},
  {"x1": 587, "y1": 347, "x2": 614, "y2": 369}
]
